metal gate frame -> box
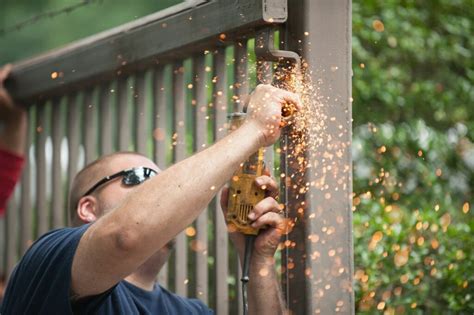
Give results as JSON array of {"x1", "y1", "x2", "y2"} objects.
[{"x1": 3, "y1": 0, "x2": 353, "y2": 314}]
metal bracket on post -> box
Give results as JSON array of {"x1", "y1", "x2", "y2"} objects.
[{"x1": 255, "y1": 27, "x2": 301, "y2": 74}]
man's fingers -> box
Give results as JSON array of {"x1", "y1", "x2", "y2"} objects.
[
  {"x1": 254, "y1": 175, "x2": 279, "y2": 199},
  {"x1": 0, "y1": 89, "x2": 14, "y2": 109},
  {"x1": 276, "y1": 89, "x2": 302, "y2": 112},
  {"x1": 250, "y1": 212, "x2": 288, "y2": 232},
  {"x1": 249, "y1": 197, "x2": 282, "y2": 221},
  {"x1": 0, "y1": 64, "x2": 12, "y2": 84}
]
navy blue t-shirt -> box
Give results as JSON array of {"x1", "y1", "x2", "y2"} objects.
[{"x1": 1, "y1": 225, "x2": 213, "y2": 315}]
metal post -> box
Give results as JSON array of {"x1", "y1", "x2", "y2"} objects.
[{"x1": 284, "y1": 1, "x2": 354, "y2": 314}]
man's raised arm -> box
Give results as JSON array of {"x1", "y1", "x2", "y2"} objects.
[{"x1": 71, "y1": 84, "x2": 301, "y2": 298}]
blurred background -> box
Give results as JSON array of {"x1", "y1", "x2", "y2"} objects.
[{"x1": 1, "y1": 0, "x2": 473, "y2": 313}]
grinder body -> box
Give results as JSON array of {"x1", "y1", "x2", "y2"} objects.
[{"x1": 227, "y1": 113, "x2": 265, "y2": 235}]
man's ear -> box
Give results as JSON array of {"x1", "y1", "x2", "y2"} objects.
[{"x1": 76, "y1": 196, "x2": 99, "y2": 224}]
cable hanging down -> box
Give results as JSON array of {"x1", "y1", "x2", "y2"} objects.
[{"x1": 241, "y1": 235, "x2": 256, "y2": 315}]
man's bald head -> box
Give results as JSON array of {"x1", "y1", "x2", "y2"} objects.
[{"x1": 68, "y1": 151, "x2": 149, "y2": 226}]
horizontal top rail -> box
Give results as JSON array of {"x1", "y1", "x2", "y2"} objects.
[{"x1": 7, "y1": 0, "x2": 287, "y2": 103}]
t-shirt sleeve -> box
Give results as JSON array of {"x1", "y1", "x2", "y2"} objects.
[
  {"x1": 0, "y1": 148, "x2": 24, "y2": 216},
  {"x1": 0, "y1": 225, "x2": 89, "y2": 315}
]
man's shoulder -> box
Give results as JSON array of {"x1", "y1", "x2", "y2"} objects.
[
  {"x1": 1, "y1": 224, "x2": 92, "y2": 314},
  {"x1": 25, "y1": 224, "x2": 90, "y2": 258}
]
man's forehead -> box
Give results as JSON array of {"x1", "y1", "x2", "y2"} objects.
[{"x1": 106, "y1": 154, "x2": 160, "y2": 173}]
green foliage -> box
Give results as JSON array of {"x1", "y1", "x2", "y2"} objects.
[{"x1": 352, "y1": 0, "x2": 473, "y2": 313}]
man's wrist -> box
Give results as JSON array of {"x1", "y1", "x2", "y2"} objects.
[
  {"x1": 250, "y1": 254, "x2": 276, "y2": 268},
  {"x1": 241, "y1": 120, "x2": 266, "y2": 149}
]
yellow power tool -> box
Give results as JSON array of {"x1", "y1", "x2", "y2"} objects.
[
  {"x1": 226, "y1": 112, "x2": 266, "y2": 235},
  {"x1": 226, "y1": 102, "x2": 296, "y2": 235}
]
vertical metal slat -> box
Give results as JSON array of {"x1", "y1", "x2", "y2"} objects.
[
  {"x1": 234, "y1": 41, "x2": 249, "y2": 113},
  {"x1": 134, "y1": 71, "x2": 147, "y2": 156},
  {"x1": 117, "y1": 76, "x2": 130, "y2": 151},
  {"x1": 99, "y1": 82, "x2": 113, "y2": 156},
  {"x1": 5, "y1": 195, "x2": 18, "y2": 277},
  {"x1": 51, "y1": 98, "x2": 64, "y2": 228},
  {"x1": 234, "y1": 40, "x2": 249, "y2": 315},
  {"x1": 255, "y1": 33, "x2": 275, "y2": 176},
  {"x1": 213, "y1": 47, "x2": 229, "y2": 315},
  {"x1": 153, "y1": 66, "x2": 169, "y2": 288},
  {"x1": 172, "y1": 61, "x2": 188, "y2": 297},
  {"x1": 67, "y1": 93, "x2": 80, "y2": 226},
  {"x1": 20, "y1": 107, "x2": 32, "y2": 254},
  {"x1": 35, "y1": 101, "x2": 48, "y2": 237},
  {"x1": 83, "y1": 88, "x2": 96, "y2": 165},
  {"x1": 193, "y1": 53, "x2": 208, "y2": 303}
]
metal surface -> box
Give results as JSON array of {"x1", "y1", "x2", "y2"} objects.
[
  {"x1": 193, "y1": 53, "x2": 209, "y2": 303},
  {"x1": 83, "y1": 88, "x2": 97, "y2": 165},
  {"x1": 117, "y1": 76, "x2": 130, "y2": 151},
  {"x1": 20, "y1": 109, "x2": 32, "y2": 254},
  {"x1": 67, "y1": 93, "x2": 80, "y2": 226},
  {"x1": 255, "y1": 27, "x2": 301, "y2": 71},
  {"x1": 153, "y1": 66, "x2": 169, "y2": 288},
  {"x1": 212, "y1": 48, "x2": 229, "y2": 315},
  {"x1": 35, "y1": 101, "x2": 48, "y2": 237},
  {"x1": 284, "y1": 1, "x2": 354, "y2": 314},
  {"x1": 172, "y1": 60, "x2": 188, "y2": 297},
  {"x1": 99, "y1": 81, "x2": 113, "y2": 155},
  {"x1": 233, "y1": 41, "x2": 249, "y2": 113},
  {"x1": 134, "y1": 71, "x2": 147, "y2": 155},
  {"x1": 5, "y1": 192, "x2": 18, "y2": 277},
  {"x1": 51, "y1": 97, "x2": 64, "y2": 228}
]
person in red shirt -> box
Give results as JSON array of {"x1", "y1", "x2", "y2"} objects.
[{"x1": 0, "y1": 64, "x2": 27, "y2": 216}]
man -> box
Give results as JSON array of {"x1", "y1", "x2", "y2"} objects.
[{"x1": 0, "y1": 84, "x2": 300, "y2": 314}]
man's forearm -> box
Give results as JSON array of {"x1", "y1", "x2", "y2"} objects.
[
  {"x1": 248, "y1": 257, "x2": 287, "y2": 315},
  {"x1": 0, "y1": 110, "x2": 27, "y2": 155}
]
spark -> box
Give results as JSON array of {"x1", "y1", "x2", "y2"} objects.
[
  {"x1": 153, "y1": 128, "x2": 165, "y2": 141},
  {"x1": 259, "y1": 267, "x2": 269, "y2": 277},
  {"x1": 462, "y1": 202, "x2": 470, "y2": 213},
  {"x1": 185, "y1": 226, "x2": 196, "y2": 237},
  {"x1": 377, "y1": 302, "x2": 385, "y2": 310},
  {"x1": 372, "y1": 19, "x2": 385, "y2": 32},
  {"x1": 394, "y1": 248, "x2": 409, "y2": 267}
]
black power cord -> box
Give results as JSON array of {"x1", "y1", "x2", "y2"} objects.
[{"x1": 241, "y1": 235, "x2": 256, "y2": 315}]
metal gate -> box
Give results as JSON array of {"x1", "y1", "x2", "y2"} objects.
[{"x1": 1, "y1": 0, "x2": 353, "y2": 313}]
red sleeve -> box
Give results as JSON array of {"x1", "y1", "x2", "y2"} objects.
[{"x1": 0, "y1": 149, "x2": 25, "y2": 217}]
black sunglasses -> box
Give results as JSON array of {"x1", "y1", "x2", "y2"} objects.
[{"x1": 82, "y1": 167, "x2": 157, "y2": 197}]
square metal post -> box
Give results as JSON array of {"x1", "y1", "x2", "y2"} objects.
[{"x1": 283, "y1": 1, "x2": 354, "y2": 314}]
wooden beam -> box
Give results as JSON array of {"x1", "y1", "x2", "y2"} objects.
[{"x1": 6, "y1": 0, "x2": 287, "y2": 103}]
